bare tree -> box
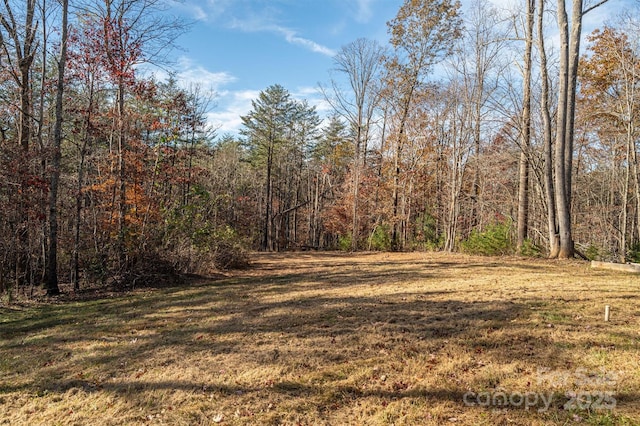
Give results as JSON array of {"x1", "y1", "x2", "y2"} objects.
[
  {"x1": 0, "y1": 0, "x2": 38, "y2": 151},
  {"x1": 517, "y1": 0, "x2": 535, "y2": 251},
  {"x1": 321, "y1": 38, "x2": 385, "y2": 250},
  {"x1": 385, "y1": 0, "x2": 463, "y2": 250},
  {"x1": 553, "y1": 0, "x2": 609, "y2": 258},
  {"x1": 449, "y1": 0, "x2": 509, "y2": 239},
  {"x1": 45, "y1": 0, "x2": 69, "y2": 295},
  {"x1": 1, "y1": 0, "x2": 39, "y2": 287},
  {"x1": 580, "y1": 22, "x2": 640, "y2": 261},
  {"x1": 536, "y1": 0, "x2": 559, "y2": 257}
]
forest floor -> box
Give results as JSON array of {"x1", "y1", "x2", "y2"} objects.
[{"x1": 1, "y1": 252, "x2": 639, "y2": 425}]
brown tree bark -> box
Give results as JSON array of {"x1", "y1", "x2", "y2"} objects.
[
  {"x1": 536, "y1": 0, "x2": 559, "y2": 257},
  {"x1": 553, "y1": 0, "x2": 609, "y2": 258},
  {"x1": 1, "y1": 0, "x2": 38, "y2": 287},
  {"x1": 46, "y1": 0, "x2": 69, "y2": 296},
  {"x1": 517, "y1": 0, "x2": 534, "y2": 252}
]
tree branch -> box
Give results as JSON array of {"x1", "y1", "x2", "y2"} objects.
[{"x1": 583, "y1": 0, "x2": 609, "y2": 15}]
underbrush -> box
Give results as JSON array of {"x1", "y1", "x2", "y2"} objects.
[{"x1": 460, "y1": 221, "x2": 514, "y2": 256}]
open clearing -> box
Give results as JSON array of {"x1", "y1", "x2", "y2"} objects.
[{"x1": 1, "y1": 252, "x2": 639, "y2": 425}]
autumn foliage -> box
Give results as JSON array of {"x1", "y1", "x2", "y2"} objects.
[{"x1": 1, "y1": 0, "x2": 637, "y2": 297}]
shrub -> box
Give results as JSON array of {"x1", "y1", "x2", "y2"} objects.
[
  {"x1": 423, "y1": 235, "x2": 445, "y2": 251},
  {"x1": 520, "y1": 238, "x2": 542, "y2": 257},
  {"x1": 338, "y1": 234, "x2": 352, "y2": 251},
  {"x1": 405, "y1": 212, "x2": 444, "y2": 251},
  {"x1": 585, "y1": 244, "x2": 600, "y2": 261},
  {"x1": 368, "y1": 225, "x2": 391, "y2": 251},
  {"x1": 461, "y1": 221, "x2": 514, "y2": 256},
  {"x1": 627, "y1": 243, "x2": 640, "y2": 263},
  {"x1": 211, "y1": 226, "x2": 250, "y2": 270}
]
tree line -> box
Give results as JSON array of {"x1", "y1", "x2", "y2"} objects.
[{"x1": 2, "y1": 0, "x2": 635, "y2": 297}]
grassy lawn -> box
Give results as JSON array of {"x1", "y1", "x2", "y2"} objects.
[{"x1": 1, "y1": 252, "x2": 639, "y2": 425}]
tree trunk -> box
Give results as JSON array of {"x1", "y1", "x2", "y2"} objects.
[
  {"x1": 445, "y1": 111, "x2": 462, "y2": 252},
  {"x1": 391, "y1": 136, "x2": 401, "y2": 251},
  {"x1": 537, "y1": 0, "x2": 559, "y2": 257},
  {"x1": 470, "y1": 57, "x2": 484, "y2": 231},
  {"x1": 629, "y1": 127, "x2": 640, "y2": 250},
  {"x1": 391, "y1": 88, "x2": 415, "y2": 251},
  {"x1": 117, "y1": 80, "x2": 127, "y2": 269},
  {"x1": 46, "y1": 0, "x2": 69, "y2": 296},
  {"x1": 262, "y1": 140, "x2": 273, "y2": 251},
  {"x1": 6, "y1": 0, "x2": 38, "y2": 288},
  {"x1": 517, "y1": 0, "x2": 534, "y2": 252},
  {"x1": 621, "y1": 137, "x2": 631, "y2": 262},
  {"x1": 553, "y1": 0, "x2": 577, "y2": 259},
  {"x1": 73, "y1": 76, "x2": 95, "y2": 291},
  {"x1": 351, "y1": 124, "x2": 361, "y2": 251},
  {"x1": 351, "y1": 154, "x2": 360, "y2": 251}
]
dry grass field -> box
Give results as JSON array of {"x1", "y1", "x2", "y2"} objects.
[{"x1": 1, "y1": 252, "x2": 639, "y2": 425}]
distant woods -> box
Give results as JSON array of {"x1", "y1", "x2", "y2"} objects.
[{"x1": 3, "y1": 0, "x2": 637, "y2": 296}]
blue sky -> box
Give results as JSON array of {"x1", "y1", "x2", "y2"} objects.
[
  {"x1": 152, "y1": 0, "x2": 623, "y2": 137},
  {"x1": 152, "y1": 0, "x2": 401, "y2": 135}
]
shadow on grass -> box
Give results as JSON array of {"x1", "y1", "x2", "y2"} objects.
[
  {"x1": 1, "y1": 252, "x2": 638, "y2": 424},
  {"x1": 30, "y1": 376, "x2": 640, "y2": 419},
  {"x1": 1, "y1": 291, "x2": 558, "y2": 386},
  {"x1": 41, "y1": 377, "x2": 472, "y2": 402}
]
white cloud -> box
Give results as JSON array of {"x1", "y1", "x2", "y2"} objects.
[
  {"x1": 354, "y1": 0, "x2": 374, "y2": 23},
  {"x1": 171, "y1": 2, "x2": 209, "y2": 21},
  {"x1": 143, "y1": 57, "x2": 236, "y2": 93},
  {"x1": 181, "y1": 67, "x2": 236, "y2": 90},
  {"x1": 228, "y1": 17, "x2": 336, "y2": 57},
  {"x1": 176, "y1": 65, "x2": 236, "y2": 92},
  {"x1": 272, "y1": 26, "x2": 336, "y2": 57},
  {"x1": 140, "y1": 57, "x2": 242, "y2": 134},
  {"x1": 189, "y1": 5, "x2": 208, "y2": 21},
  {"x1": 293, "y1": 86, "x2": 332, "y2": 114},
  {"x1": 295, "y1": 86, "x2": 322, "y2": 97},
  {"x1": 174, "y1": 57, "x2": 236, "y2": 91},
  {"x1": 209, "y1": 86, "x2": 334, "y2": 136},
  {"x1": 205, "y1": 0, "x2": 235, "y2": 20},
  {"x1": 208, "y1": 89, "x2": 261, "y2": 135}
]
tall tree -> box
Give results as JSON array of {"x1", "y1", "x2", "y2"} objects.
[
  {"x1": 448, "y1": 0, "x2": 507, "y2": 239},
  {"x1": 322, "y1": 38, "x2": 384, "y2": 250},
  {"x1": 85, "y1": 0, "x2": 186, "y2": 272},
  {"x1": 310, "y1": 115, "x2": 350, "y2": 247},
  {"x1": 0, "y1": 0, "x2": 37, "y2": 151},
  {"x1": 277, "y1": 99, "x2": 320, "y2": 249},
  {"x1": 46, "y1": 0, "x2": 69, "y2": 295},
  {"x1": 516, "y1": 0, "x2": 535, "y2": 251},
  {"x1": 553, "y1": 0, "x2": 609, "y2": 258},
  {"x1": 580, "y1": 26, "x2": 640, "y2": 261},
  {"x1": 536, "y1": 0, "x2": 559, "y2": 257},
  {"x1": 241, "y1": 84, "x2": 297, "y2": 251},
  {"x1": 1, "y1": 0, "x2": 39, "y2": 287},
  {"x1": 65, "y1": 15, "x2": 110, "y2": 290},
  {"x1": 385, "y1": 0, "x2": 463, "y2": 250}
]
